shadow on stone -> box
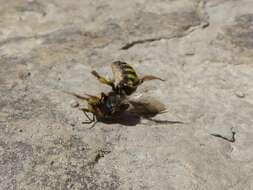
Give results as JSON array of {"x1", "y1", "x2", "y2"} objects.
[
  {"x1": 97, "y1": 111, "x2": 184, "y2": 127},
  {"x1": 85, "y1": 101, "x2": 184, "y2": 128},
  {"x1": 99, "y1": 112, "x2": 141, "y2": 126}
]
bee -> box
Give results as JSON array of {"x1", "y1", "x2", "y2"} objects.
[
  {"x1": 64, "y1": 91, "x2": 166, "y2": 129},
  {"x1": 65, "y1": 61, "x2": 168, "y2": 127},
  {"x1": 91, "y1": 61, "x2": 165, "y2": 96},
  {"x1": 65, "y1": 91, "x2": 129, "y2": 128},
  {"x1": 66, "y1": 90, "x2": 168, "y2": 128}
]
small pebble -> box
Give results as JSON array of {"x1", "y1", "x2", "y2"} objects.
[
  {"x1": 201, "y1": 22, "x2": 210, "y2": 28},
  {"x1": 70, "y1": 100, "x2": 79, "y2": 108},
  {"x1": 235, "y1": 91, "x2": 245, "y2": 98},
  {"x1": 18, "y1": 71, "x2": 31, "y2": 80},
  {"x1": 185, "y1": 52, "x2": 195, "y2": 56}
]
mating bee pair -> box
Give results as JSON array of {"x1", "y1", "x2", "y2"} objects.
[{"x1": 70, "y1": 61, "x2": 165, "y2": 128}]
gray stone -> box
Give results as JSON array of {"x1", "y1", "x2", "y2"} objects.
[
  {"x1": 1, "y1": 0, "x2": 253, "y2": 189},
  {"x1": 235, "y1": 91, "x2": 245, "y2": 98}
]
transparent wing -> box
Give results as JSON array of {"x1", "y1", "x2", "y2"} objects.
[
  {"x1": 111, "y1": 62, "x2": 124, "y2": 85},
  {"x1": 127, "y1": 94, "x2": 167, "y2": 117}
]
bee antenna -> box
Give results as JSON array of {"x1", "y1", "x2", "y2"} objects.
[
  {"x1": 91, "y1": 70, "x2": 100, "y2": 77},
  {"x1": 140, "y1": 75, "x2": 165, "y2": 83},
  {"x1": 84, "y1": 93, "x2": 99, "y2": 99},
  {"x1": 72, "y1": 93, "x2": 90, "y2": 100},
  {"x1": 62, "y1": 90, "x2": 91, "y2": 100}
]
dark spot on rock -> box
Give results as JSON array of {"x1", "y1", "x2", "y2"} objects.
[
  {"x1": 90, "y1": 149, "x2": 112, "y2": 166},
  {"x1": 225, "y1": 14, "x2": 253, "y2": 49},
  {"x1": 15, "y1": 1, "x2": 47, "y2": 17},
  {"x1": 18, "y1": 71, "x2": 31, "y2": 80}
]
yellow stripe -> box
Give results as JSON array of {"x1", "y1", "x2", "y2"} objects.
[
  {"x1": 127, "y1": 80, "x2": 133, "y2": 85},
  {"x1": 127, "y1": 74, "x2": 139, "y2": 85},
  {"x1": 124, "y1": 68, "x2": 136, "y2": 73},
  {"x1": 89, "y1": 98, "x2": 99, "y2": 104},
  {"x1": 127, "y1": 74, "x2": 137, "y2": 80}
]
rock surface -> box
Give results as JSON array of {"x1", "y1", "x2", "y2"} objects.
[{"x1": 1, "y1": 0, "x2": 253, "y2": 189}]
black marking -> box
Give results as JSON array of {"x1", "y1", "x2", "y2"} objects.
[
  {"x1": 211, "y1": 131, "x2": 236, "y2": 143},
  {"x1": 114, "y1": 62, "x2": 131, "y2": 70},
  {"x1": 123, "y1": 75, "x2": 136, "y2": 82},
  {"x1": 113, "y1": 61, "x2": 127, "y2": 68},
  {"x1": 122, "y1": 70, "x2": 137, "y2": 77},
  {"x1": 121, "y1": 85, "x2": 137, "y2": 95},
  {"x1": 113, "y1": 61, "x2": 127, "y2": 64},
  {"x1": 122, "y1": 64, "x2": 134, "y2": 71}
]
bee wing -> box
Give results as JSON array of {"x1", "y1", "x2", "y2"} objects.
[
  {"x1": 111, "y1": 61, "x2": 140, "y2": 84},
  {"x1": 111, "y1": 61, "x2": 124, "y2": 85},
  {"x1": 127, "y1": 95, "x2": 167, "y2": 116}
]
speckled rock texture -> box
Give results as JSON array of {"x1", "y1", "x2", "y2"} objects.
[{"x1": 1, "y1": 0, "x2": 253, "y2": 189}]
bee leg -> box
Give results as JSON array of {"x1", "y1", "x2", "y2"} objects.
[
  {"x1": 88, "y1": 115, "x2": 98, "y2": 129},
  {"x1": 80, "y1": 109, "x2": 98, "y2": 129},
  {"x1": 80, "y1": 108, "x2": 95, "y2": 124},
  {"x1": 91, "y1": 70, "x2": 115, "y2": 89}
]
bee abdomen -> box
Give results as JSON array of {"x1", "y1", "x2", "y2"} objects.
[
  {"x1": 112, "y1": 61, "x2": 140, "y2": 95},
  {"x1": 116, "y1": 62, "x2": 137, "y2": 74},
  {"x1": 118, "y1": 62, "x2": 139, "y2": 85},
  {"x1": 122, "y1": 69, "x2": 137, "y2": 77}
]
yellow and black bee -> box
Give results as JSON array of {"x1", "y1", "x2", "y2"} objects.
[
  {"x1": 91, "y1": 61, "x2": 165, "y2": 96},
  {"x1": 66, "y1": 90, "x2": 168, "y2": 128},
  {"x1": 65, "y1": 61, "x2": 167, "y2": 127},
  {"x1": 66, "y1": 91, "x2": 129, "y2": 128}
]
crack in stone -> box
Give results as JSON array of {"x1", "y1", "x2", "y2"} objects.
[
  {"x1": 121, "y1": 0, "x2": 210, "y2": 50},
  {"x1": 120, "y1": 22, "x2": 209, "y2": 50},
  {"x1": 211, "y1": 131, "x2": 236, "y2": 143},
  {"x1": 121, "y1": 37, "x2": 171, "y2": 50}
]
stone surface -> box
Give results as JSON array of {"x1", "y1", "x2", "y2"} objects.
[{"x1": 1, "y1": 0, "x2": 253, "y2": 189}]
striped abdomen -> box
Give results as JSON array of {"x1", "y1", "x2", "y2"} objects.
[{"x1": 111, "y1": 61, "x2": 140, "y2": 95}]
